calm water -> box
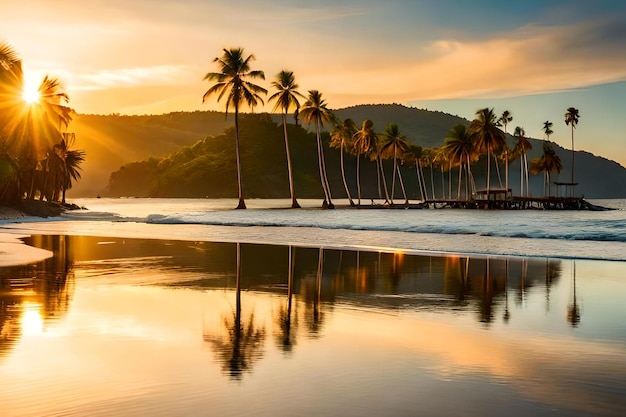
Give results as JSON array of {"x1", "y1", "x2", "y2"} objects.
[{"x1": 1, "y1": 198, "x2": 625, "y2": 416}]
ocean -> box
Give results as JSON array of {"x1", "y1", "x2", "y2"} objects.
[
  {"x1": 43, "y1": 197, "x2": 626, "y2": 261},
  {"x1": 0, "y1": 198, "x2": 625, "y2": 417}
]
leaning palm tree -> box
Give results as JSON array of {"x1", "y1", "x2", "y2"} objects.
[
  {"x1": 498, "y1": 110, "x2": 513, "y2": 191},
  {"x1": 564, "y1": 107, "x2": 580, "y2": 196},
  {"x1": 352, "y1": 119, "x2": 378, "y2": 206},
  {"x1": 268, "y1": 70, "x2": 304, "y2": 208},
  {"x1": 542, "y1": 120, "x2": 554, "y2": 142},
  {"x1": 330, "y1": 118, "x2": 357, "y2": 206},
  {"x1": 513, "y1": 126, "x2": 532, "y2": 197},
  {"x1": 299, "y1": 90, "x2": 335, "y2": 208},
  {"x1": 380, "y1": 123, "x2": 409, "y2": 204},
  {"x1": 469, "y1": 108, "x2": 506, "y2": 196},
  {"x1": 202, "y1": 47, "x2": 267, "y2": 209}
]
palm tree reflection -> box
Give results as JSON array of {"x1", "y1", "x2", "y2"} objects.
[
  {"x1": 204, "y1": 243, "x2": 266, "y2": 381},
  {"x1": 305, "y1": 247, "x2": 325, "y2": 336},
  {"x1": 274, "y1": 246, "x2": 298, "y2": 353},
  {"x1": 567, "y1": 261, "x2": 581, "y2": 327},
  {"x1": 0, "y1": 235, "x2": 75, "y2": 359}
]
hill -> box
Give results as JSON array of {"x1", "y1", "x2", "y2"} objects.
[{"x1": 70, "y1": 104, "x2": 626, "y2": 199}]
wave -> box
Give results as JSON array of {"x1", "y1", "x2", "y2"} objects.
[{"x1": 142, "y1": 213, "x2": 626, "y2": 244}]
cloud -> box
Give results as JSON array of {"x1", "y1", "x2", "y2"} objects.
[
  {"x1": 306, "y1": 16, "x2": 626, "y2": 108},
  {"x1": 74, "y1": 65, "x2": 198, "y2": 91}
]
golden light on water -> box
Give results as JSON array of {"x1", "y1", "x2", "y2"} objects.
[{"x1": 21, "y1": 302, "x2": 44, "y2": 335}]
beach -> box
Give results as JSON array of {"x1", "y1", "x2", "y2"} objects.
[{"x1": 1, "y1": 198, "x2": 625, "y2": 416}]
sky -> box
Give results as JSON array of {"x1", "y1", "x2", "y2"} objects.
[{"x1": 3, "y1": 0, "x2": 626, "y2": 167}]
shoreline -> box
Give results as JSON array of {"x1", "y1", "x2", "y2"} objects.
[{"x1": 2, "y1": 218, "x2": 625, "y2": 264}]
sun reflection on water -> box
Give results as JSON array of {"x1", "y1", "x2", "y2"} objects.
[{"x1": 20, "y1": 302, "x2": 44, "y2": 336}]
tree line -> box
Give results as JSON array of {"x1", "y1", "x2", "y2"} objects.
[
  {"x1": 203, "y1": 47, "x2": 581, "y2": 209},
  {"x1": 0, "y1": 42, "x2": 85, "y2": 205}
]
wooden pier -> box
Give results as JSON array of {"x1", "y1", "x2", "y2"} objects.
[{"x1": 422, "y1": 196, "x2": 602, "y2": 210}]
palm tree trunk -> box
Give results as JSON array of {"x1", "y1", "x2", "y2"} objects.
[
  {"x1": 282, "y1": 113, "x2": 300, "y2": 208},
  {"x1": 494, "y1": 153, "x2": 503, "y2": 188},
  {"x1": 415, "y1": 161, "x2": 428, "y2": 201},
  {"x1": 417, "y1": 163, "x2": 426, "y2": 201},
  {"x1": 448, "y1": 161, "x2": 452, "y2": 199},
  {"x1": 505, "y1": 151, "x2": 509, "y2": 192},
  {"x1": 319, "y1": 137, "x2": 333, "y2": 208},
  {"x1": 524, "y1": 152, "x2": 530, "y2": 197},
  {"x1": 234, "y1": 107, "x2": 246, "y2": 209},
  {"x1": 520, "y1": 154, "x2": 524, "y2": 197},
  {"x1": 440, "y1": 165, "x2": 445, "y2": 199},
  {"x1": 356, "y1": 152, "x2": 362, "y2": 206},
  {"x1": 339, "y1": 143, "x2": 353, "y2": 206},
  {"x1": 430, "y1": 163, "x2": 435, "y2": 200},
  {"x1": 396, "y1": 163, "x2": 408, "y2": 204},
  {"x1": 457, "y1": 160, "x2": 462, "y2": 200},
  {"x1": 379, "y1": 157, "x2": 390, "y2": 204},
  {"x1": 391, "y1": 144, "x2": 397, "y2": 204},
  {"x1": 314, "y1": 120, "x2": 330, "y2": 207},
  {"x1": 571, "y1": 125, "x2": 575, "y2": 197},
  {"x1": 486, "y1": 148, "x2": 491, "y2": 199}
]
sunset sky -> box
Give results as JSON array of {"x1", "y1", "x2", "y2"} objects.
[{"x1": 4, "y1": 0, "x2": 626, "y2": 167}]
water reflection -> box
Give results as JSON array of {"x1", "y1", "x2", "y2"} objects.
[
  {"x1": 0, "y1": 235, "x2": 75, "y2": 360},
  {"x1": 2, "y1": 236, "x2": 570, "y2": 373},
  {"x1": 203, "y1": 243, "x2": 266, "y2": 381}
]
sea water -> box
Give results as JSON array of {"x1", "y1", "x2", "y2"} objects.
[
  {"x1": 8, "y1": 197, "x2": 623, "y2": 261},
  {"x1": 1, "y1": 198, "x2": 625, "y2": 417}
]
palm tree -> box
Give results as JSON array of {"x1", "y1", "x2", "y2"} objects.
[
  {"x1": 268, "y1": 70, "x2": 304, "y2": 208},
  {"x1": 352, "y1": 119, "x2": 378, "y2": 206},
  {"x1": 56, "y1": 134, "x2": 85, "y2": 203},
  {"x1": 203, "y1": 47, "x2": 267, "y2": 209},
  {"x1": 530, "y1": 142, "x2": 562, "y2": 197},
  {"x1": 330, "y1": 118, "x2": 357, "y2": 206},
  {"x1": 299, "y1": 90, "x2": 335, "y2": 208},
  {"x1": 513, "y1": 126, "x2": 532, "y2": 197},
  {"x1": 421, "y1": 147, "x2": 437, "y2": 200},
  {"x1": 372, "y1": 136, "x2": 391, "y2": 204},
  {"x1": 404, "y1": 144, "x2": 427, "y2": 201},
  {"x1": 469, "y1": 108, "x2": 506, "y2": 196},
  {"x1": 498, "y1": 110, "x2": 513, "y2": 191},
  {"x1": 542, "y1": 120, "x2": 553, "y2": 142},
  {"x1": 443, "y1": 124, "x2": 474, "y2": 200},
  {"x1": 564, "y1": 107, "x2": 580, "y2": 196},
  {"x1": 380, "y1": 123, "x2": 409, "y2": 204}
]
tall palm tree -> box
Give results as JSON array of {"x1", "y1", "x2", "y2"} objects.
[
  {"x1": 542, "y1": 120, "x2": 553, "y2": 142},
  {"x1": 202, "y1": 47, "x2": 267, "y2": 209},
  {"x1": 564, "y1": 107, "x2": 580, "y2": 196},
  {"x1": 443, "y1": 124, "x2": 474, "y2": 200},
  {"x1": 330, "y1": 118, "x2": 357, "y2": 206},
  {"x1": 530, "y1": 142, "x2": 562, "y2": 197},
  {"x1": 372, "y1": 136, "x2": 391, "y2": 204},
  {"x1": 513, "y1": 126, "x2": 532, "y2": 197},
  {"x1": 268, "y1": 70, "x2": 304, "y2": 208},
  {"x1": 380, "y1": 123, "x2": 409, "y2": 204},
  {"x1": 300, "y1": 90, "x2": 335, "y2": 208},
  {"x1": 469, "y1": 108, "x2": 506, "y2": 196},
  {"x1": 498, "y1": 110, "x2": 513, "y2": 191}
]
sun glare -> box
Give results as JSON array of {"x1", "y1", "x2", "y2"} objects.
[{"x1": 22, "y1": 83, "x2": 40, "y2": 104}]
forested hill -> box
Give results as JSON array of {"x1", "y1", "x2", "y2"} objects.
[{"x1": 71, "y1": 104, "x2": 626, "y2": 198}]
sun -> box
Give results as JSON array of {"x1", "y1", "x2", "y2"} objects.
[{"x1": 22, "y1": 83, "x2": 41, "y2": 104}]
